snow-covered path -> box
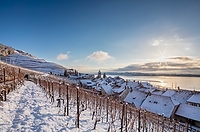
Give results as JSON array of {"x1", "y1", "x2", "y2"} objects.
[{"x1": 0, "y1": 81, "x2": 109, "y2": 132}]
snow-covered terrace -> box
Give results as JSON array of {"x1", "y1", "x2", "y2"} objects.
[{"x1": 1, "y1": 52, "x2": 65, "y2": 75}]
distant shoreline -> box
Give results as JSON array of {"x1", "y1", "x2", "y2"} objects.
[
  {"x1": 105, "y1": 72, "x2": 200, "y2": 78},
  {"x1": 105, "y1": 73, "x2": 200, "y2": 91}
]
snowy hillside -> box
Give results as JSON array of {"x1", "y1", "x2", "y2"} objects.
[{"x1": 0, "y1": 50, "x2": 67, "y2": 75}]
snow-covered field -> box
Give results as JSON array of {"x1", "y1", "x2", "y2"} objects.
[{"x1": 0, "y1": 81, "x2": 115, "y2": 132}]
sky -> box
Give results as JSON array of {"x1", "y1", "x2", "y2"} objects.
[{"x1": 0, "y1": 0, "x2": 200, "y2": 74}]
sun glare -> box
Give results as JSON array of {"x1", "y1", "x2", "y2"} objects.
[
  {"x1": 160, "y1": 80, "x2": 166, "y2": 87},
  {"x1": 158, "y1": 51, "x2": 167, "y2": 62},
  {"x1": 157, "y1": 50, "x2": 169, "y2": 67}
]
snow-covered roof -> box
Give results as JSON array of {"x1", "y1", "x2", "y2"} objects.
[
  {"x1": 112, "y1": 82, "x2": 126, "y2": 93},
  {"x1": 172, "y1": 90, "x2": 193, "y2": 104},
  {"x1": 80, "y1": 79, "x2": 96, "y2": 86},
  {"x1": 175, "y1": 104, "x2": 200, "y2": 122},
  {"x1": 124, "y1": 90, "x2": 147, "y2": 108},
  {"x1": 80, "y1": 79, "x2": 91, "y2": 83},
  {"x1": 101, "y1": 84, "x2": 113, "y2": 95},
  {"x1": 138, "y1": 87, "x2": 156, "y2": 93},
  {"x1": 141, "y1": 82, "x2": 152, "y2": 88},
  {"x1": 69, "y1": 75, "x2": 79, "y2": 79},
  {"x1": 113, "y1": 76, "x2": 124, "y2": 81},
  {"x1": 187, "y1": 94, "x2": 200, "y2": 104},
  {"x1": 93, "y1": 85, "x2": 101, "y2": 91},
  {"x1": 151, "y1": 89, "x2": 164, "y2": 95},
  {"x1": 99, "y1": 79, "x2": 107, "y2": 85},
  {"x1": 163, "y1": 89, "x2": 176, "y2": 97},
  {"x1": 79, "y1": 73, "x2": 93, "y2": 79},
  {"x1": 112, "y1": 87, "x2": 125, "y2": 93},
  {"x1": 126, "y1": 81, "x2": 139, "y2": 89},
  {"x1": 141, "y1": 94, "x2": 179, "y2": 118}
]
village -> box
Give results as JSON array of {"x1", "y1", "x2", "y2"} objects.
[{"x1": 66, "y1": 69, "x2": 200, "y2": 129}]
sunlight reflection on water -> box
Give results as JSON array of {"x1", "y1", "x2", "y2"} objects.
[{"x1": 109, "y1": 75, "x2": 200, "y2": 91}]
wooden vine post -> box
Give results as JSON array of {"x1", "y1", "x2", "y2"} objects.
[
  {"x1": 106, "y1": 97, "x2": 109, "y2": 122},
  {"x1": 51, "y1": 81, "x2": 54, "y2": 102},
  {"x1": 59, "y1": 82, "x2": 61, "y2": 97},
  {"x1": 39, "y1": 78, "x2": 41, "y2": 86},
  {"x1": 51, "y1": 81, "x2": 54, "y2": 95},
  {"x1": 125, "y1": 103, "x2": 128, "y2": 132},
  {"x1": 3, "y1": 89, "x2": 6, "y2": 101},
  {"x1": 66, "y1": 84, "x2": 69, "y2": 116},
  {"x1": 76, "y1": 86, "x2": 80, "y2": 128},
  {"x1": 162, "y1": 114, "x2": 164, "y2": 132},
  {"x1": 18, "y1": 68, "x2": 20, "y2": 81},
  {"x1": 121, "y1": 103, "x2": 125, "y2": 132},
  {"x1": 13, "y1": 68, "x2": 15, "y2": 90},
  {"x1": 173, "y1": 119, "x2": 177, "y2": 132},
  {"x1": 47, "y1": 81, "x2": 50, "y2": 94},
  {"x1": 3, "y1": 68, "x2": 5, "y2": 85},
  {"x1": 138, "y1": 108, "x2": 141, "y2": 132}
]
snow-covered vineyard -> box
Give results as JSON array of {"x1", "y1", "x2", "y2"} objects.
[
  {"x1": 0, "y1": 80, "x2": 189, "y2": 132},
  {"x1": 0, "y1": 62, "x2": 200, "y2": 131},
  {"x1": 1, "y1": 81, "x2": 115, "y2": 131}
]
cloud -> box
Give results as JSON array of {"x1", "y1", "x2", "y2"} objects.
[
  {"x1": 87, "y1": 51, "x2": 113, "y2": 63},
  {"x1": 115, "y1": 64, "x2": 141, "y2": 71},
  {"x1": 56, "y1": 53, "x2": 69, "y2": 60},
  {"x1": 74, "y1": 59, "x2": 82, "y2": 62},
  {"x1": 174, "y1": 35, "x2": 184, "y2": 42},
  {"x1": 113, "y1": 56, "x2": 200, "y2": 74},
  {"x1": 169, "y1": 56, "x2": 193, "y2": 61},
  {"x1": 152, "y1": 39, "x2": 164, "y2": 46}
]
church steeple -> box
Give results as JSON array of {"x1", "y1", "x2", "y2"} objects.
[{"x1": 97, "y1": 70, "x2": 101, "y2": 78}]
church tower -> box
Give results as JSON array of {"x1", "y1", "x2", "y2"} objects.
[{"x1": 97, "y1": 70, "x2": 101, "y2": 78}]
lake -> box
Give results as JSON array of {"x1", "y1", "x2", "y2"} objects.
[{"x1": 108, "y1": 75, "x2": 200, "y2": 91}]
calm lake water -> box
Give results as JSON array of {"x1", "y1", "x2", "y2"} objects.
[{"x1": 108, "y1": 75, "x2": 200, "y2": 91}]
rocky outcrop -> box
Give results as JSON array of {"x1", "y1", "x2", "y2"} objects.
[{"x1": 0, "y1": 44, "x2": 15, "y2": 56}]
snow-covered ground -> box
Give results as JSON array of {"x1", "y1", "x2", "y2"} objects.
[{"x1": 0, "y1": 81, "x2": 115, "y2": 132}]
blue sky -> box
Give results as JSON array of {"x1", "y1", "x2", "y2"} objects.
[{"x1": 1, "y1": 0, "x2": 200, "y2": 74}]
